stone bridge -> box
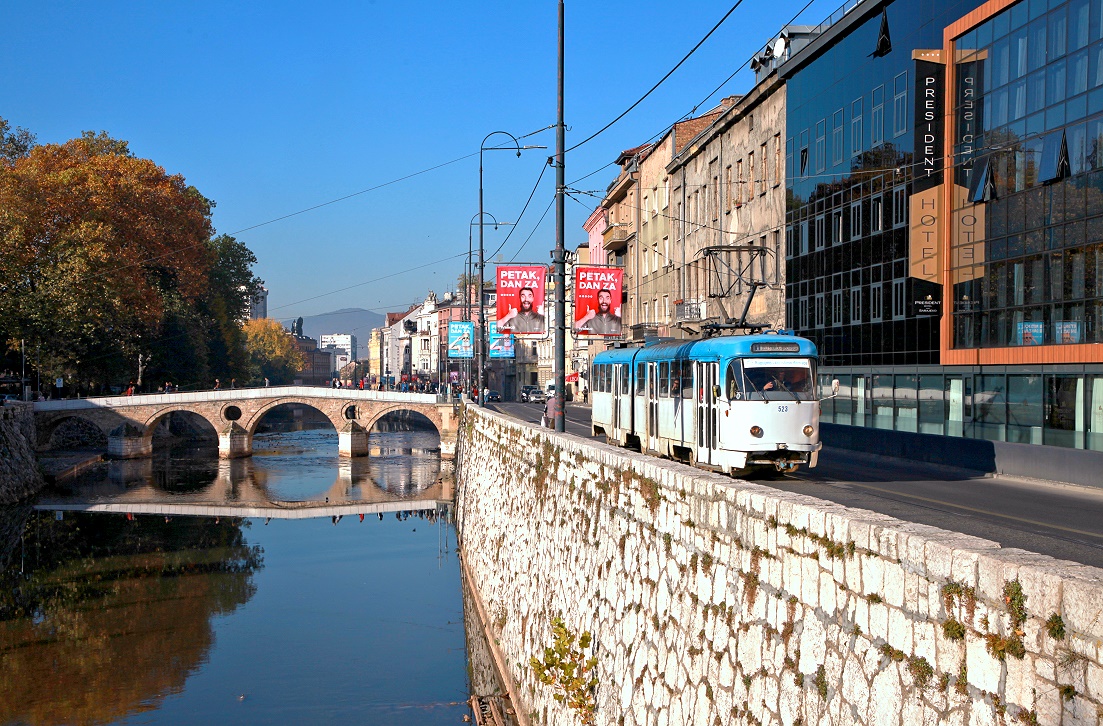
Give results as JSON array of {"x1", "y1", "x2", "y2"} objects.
[{"x1": 33, "y1": 387, "x2": 459, "y2": 460}]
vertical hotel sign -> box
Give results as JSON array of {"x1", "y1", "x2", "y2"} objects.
[{"x1": 909, "y1": 50, "x2": 945, "y2": 314}]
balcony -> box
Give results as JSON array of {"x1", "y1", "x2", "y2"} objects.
[
  {"x1": 602, "y1": 225, "x2": 633, "y2": 252},
  {"x1": 674, "y1": 300, "x2": 705, "y2": 322}
]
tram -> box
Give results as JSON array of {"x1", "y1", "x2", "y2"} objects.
[{"x1": 589, "y1": 331, "x2": 831, "y2": 474}]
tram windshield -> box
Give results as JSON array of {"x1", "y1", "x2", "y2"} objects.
[{"x1": 735, "y1": 358, "x2": 816, "y2": 401}]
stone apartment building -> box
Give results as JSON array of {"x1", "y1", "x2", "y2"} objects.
[
  {"x1": 599, "y1": 104, "x2": 736, "y2": 339},
  {"x1": 668, "y1": 73, "x2": 789, "y2": 333}
]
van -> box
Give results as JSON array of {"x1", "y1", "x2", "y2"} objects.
[{"x1": 544, "y1": 383, "x2": 573, "y2": 402}]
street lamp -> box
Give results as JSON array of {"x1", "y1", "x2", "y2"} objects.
[
  {"x1": 477, "y1": 131, "x2": 546, "y2": 406},
  {"x1": 466, "y1": 214, "x2": 514, "y2": 396},
  {"x1": 467, "y1": 213, "x2": 514, "y2": 322}
]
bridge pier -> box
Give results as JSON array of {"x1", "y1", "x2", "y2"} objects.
[
  {"x1": 338, "y1": 422, "x2": 370, "y2": 458},
  {"x1": 107, "y1": 423, "x2": 153, "y2": 459},
  {"x1": 219, "y1": 423, "x2": 252, "y2": 459}
]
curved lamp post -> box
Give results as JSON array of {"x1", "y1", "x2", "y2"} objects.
[{"x1": 477, "y1": 131, "x2": 545, "y2": 405}]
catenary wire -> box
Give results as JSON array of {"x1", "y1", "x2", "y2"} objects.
[{"x1": 565, "y1": 0, "x2": 748, "y2": 154}]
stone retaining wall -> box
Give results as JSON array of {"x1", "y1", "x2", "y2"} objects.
[
  {"x1": 0, "y1": 403, "x2": 45, "y2": 504},
  {"x1": 456, "y1": 406, "x2": 1103, "y2": 726}
]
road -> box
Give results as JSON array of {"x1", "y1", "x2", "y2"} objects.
[{"x1": 489, "y1": 401, "x2": 1103, "y2": 569}]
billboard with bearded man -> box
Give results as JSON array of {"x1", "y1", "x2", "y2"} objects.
[
  {"x1": 496, "y1": 265, "x2": 547, "y2": 335},
  {"x1": 573, "y1": 266, "x2": 623, "y2": 336}
]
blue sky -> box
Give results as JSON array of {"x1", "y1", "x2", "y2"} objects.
[{"x1": 3, "y1": 0, "x2": 829, "y2": 322}]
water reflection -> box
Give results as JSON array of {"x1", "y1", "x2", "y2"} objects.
[
  {"x1": 0, "y1": 426, "x2": 471, "y2": 725},
  {"x1": 0, "y1": 508, "x2": 262, "y2": 724},
  {"x1": 41, "y1": 428, "x2": 446, "y2": 511}
]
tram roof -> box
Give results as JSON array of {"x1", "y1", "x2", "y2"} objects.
[{"x1": 593, "y1": 333, "x2": 817, "y2": 364}]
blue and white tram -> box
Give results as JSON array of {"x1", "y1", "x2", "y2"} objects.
[{"x1": 590, "y1": 332, "x2": 823, "y2": 474}]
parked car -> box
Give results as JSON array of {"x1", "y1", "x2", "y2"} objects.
[
  {"x1": 486, "y1": 390, "x2": 502, "y2": 402},
  {"x1": 545, "y1": 383, "x2": 574, "y2": 402},
  {"x1": 520, "y1": 385, "x2": 540, "y2": 402}
]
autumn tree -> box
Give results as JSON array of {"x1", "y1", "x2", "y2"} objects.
[
  {"x1": 243, "y1": 318, "x2": 304, "y2": 385},
  {"x1": 0, "y1": 121, "x2": 262, "y2": 392}
]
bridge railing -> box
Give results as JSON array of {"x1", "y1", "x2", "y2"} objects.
[{"x1": 33, "y1": 386, "x2": 440, "y2": 411}]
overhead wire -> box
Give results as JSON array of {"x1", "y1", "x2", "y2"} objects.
[
  {"x1": 484, "y1": 162, "x2": 550, "y2": 261},
  {"x1": 565, "y1": 0, "x2": 748, "y2": 154}
]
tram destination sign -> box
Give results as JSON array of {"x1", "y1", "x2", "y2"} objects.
[{"x1": 750, "y1": 342, "x2": 801, "y2": 353}]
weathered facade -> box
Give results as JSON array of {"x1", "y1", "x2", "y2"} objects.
[{"x1": 669, "y1": 81, "x2": 788, "y2": 333}]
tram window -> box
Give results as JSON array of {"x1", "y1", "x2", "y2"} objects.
[
  {"x1": 636, "y1": 363, "x2": 646, "y2": 394},
  {"x1": 670, "y1": 361, "x2": 682, "y2": 397},
  {"x1": 743, "y1": 362, "x2": 815, "y2": 400},
  {"x1": 726, "y1": 360, "x2": 744, "y2": 399},
  {"x1": 681, "y1": 363, "x2": 693, "y2": 398},
  {"x1": 596, "y1": 365, "x2": 604, "y2": 393},
  {"x1": 621, "y1": 365, "x2": 630, "y2": 394},
  {"x1": 659, "y1": 362, "x2": 670, "y2": 397},
  {"x1": 605, "y1": 365, "x2": 612, "y2": 393}
]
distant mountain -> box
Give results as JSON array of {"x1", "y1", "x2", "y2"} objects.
[{"x1": 282, "y1": 308, "x2": 384, "y2": 347}]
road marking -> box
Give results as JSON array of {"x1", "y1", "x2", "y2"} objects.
[{"x1": 795, "y1": 477, "x2": 1103, "y2": 540}]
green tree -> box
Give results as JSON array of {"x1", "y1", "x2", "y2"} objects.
[{"x1": 0, "y1": 117, "x2": 36, "y2": 162}]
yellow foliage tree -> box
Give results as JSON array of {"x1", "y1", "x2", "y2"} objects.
[{"x1": 242, "y1": 318, "x2": 304, "y2": 385}]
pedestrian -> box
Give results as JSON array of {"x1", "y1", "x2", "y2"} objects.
[
  {"x1": 264, "y1": 377, "x2": 270, "y2": 387},
  {"x1": 213, "y1": 378, "x2": 220, "y2": 390},
  {"x1": 230, "y1": 378, "x2": 236, "y2": 389}
]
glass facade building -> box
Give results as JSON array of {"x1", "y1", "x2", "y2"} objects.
[
  {"x1": 781, "y1": 0, "x2": 1103, "y2": 454},
  {"x1": 951, "y1": 0, "x2": 1103, "y2": 350}
]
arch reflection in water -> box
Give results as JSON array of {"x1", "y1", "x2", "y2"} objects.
[
  {"x1": 44, "y1": 426, "x2": 448, "y2": 511},
  {"x1": 365, "y1": 429, "x2": 442, "y2": 497},
  {"x1": 0, "y1": 509, "x2": 262, "y2": 725}
]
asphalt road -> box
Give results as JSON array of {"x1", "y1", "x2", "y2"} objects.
[{"x1": 489, "y1": 401, "x2": 1103, "y2": 569}]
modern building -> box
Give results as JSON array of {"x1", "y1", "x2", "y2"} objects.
[
  {"x1": 319, "y1": 334, "x2": 357, "y2": 361},
  {"x1": 249, "y1": 286, "x2": 268, "y2": 320},
  {"x1": 777, "y1": 0, "x2": 1103, "y2": 467}
]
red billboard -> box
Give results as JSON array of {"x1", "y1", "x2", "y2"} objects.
[
  {"x1": 573, "y1": 266, "x2": 623, "y2": 336},
  {"x1": 496, "y1": 265, "x2": 547, "y2": 335}
]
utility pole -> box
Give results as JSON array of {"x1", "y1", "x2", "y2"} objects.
[{"x1": 553, "y1": 0, "x2": 566, "y2": 432}]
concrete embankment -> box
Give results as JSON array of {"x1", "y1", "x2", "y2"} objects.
[
  {"x1": 455, "y1": 405, "x2": 1103, "y2": 726},
  {"x1": 0, "y1": 403, "x2": 45, "y2": 504}
]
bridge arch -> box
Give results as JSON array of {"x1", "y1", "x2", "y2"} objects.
[
  {"x1": 362, "y1": 403, "x2": 444, "y2": 440},
  {"x1": 140, "y1": 408, "x2": 222, "y2": 451},
  {"x1": 244, "y1": 397, "x2": 346, "y2": 437},
  {"x1": 38, "y1": 413, "x2": 113, "y2": 449}
]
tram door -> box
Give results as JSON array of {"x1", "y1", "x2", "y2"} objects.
[
  {"x1": 647, "y1": 362, "x2": 658, "y2": 449},
  {"x1": 612, "y1": 364, "x2": 621, "y2": 432},
  {"x1": 695, "y1": 362, "x2": 719, "y2": 464}
]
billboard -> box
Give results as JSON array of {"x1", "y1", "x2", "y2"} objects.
[
  {"x1": 447, "y1": 321, "x2": 474, "y2": 359},
  {"x1": 496, "y1": 265, "x2": 547, "y2": 335},
  {"x1": 573, "y1": 266, "x2": 624, "y2": 336},
  {"x1": 487, "y1": 322, "x2": 515, "y2": 359},
  {"x1": 1016, "y1": 321, "x2": 1044, "y2": 346}
]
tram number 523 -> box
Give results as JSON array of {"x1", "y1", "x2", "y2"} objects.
[{"x1": 777, "y1": 405, "x2": 789, "y2": 413}]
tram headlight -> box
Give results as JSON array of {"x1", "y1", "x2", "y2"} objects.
[
  {"x1": 803, "y1": 425, "x2": 815, "y2": 437},
  {"x1": 750, "y1": 426, "x2": 763, "y2": 438}
]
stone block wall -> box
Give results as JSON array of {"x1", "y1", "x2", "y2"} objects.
[
  {"x1": 0, "y1": 403, "x2": 45, "y2": 503},
  {"x1": 456, "y1": 407, "x2": 1103, "y2": 726}
]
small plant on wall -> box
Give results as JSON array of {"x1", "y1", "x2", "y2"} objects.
[{"x1": 531, "y1": 617, "x2": 599, "y2": 725}]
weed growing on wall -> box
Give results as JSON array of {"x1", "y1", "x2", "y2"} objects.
[{"x1": 530, "y1": 617, "x2": 599, "y2": 725}]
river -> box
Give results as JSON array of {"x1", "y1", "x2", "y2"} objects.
[{"x1": 0, "y1": 424, "x2": 492, "y2": 725}]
